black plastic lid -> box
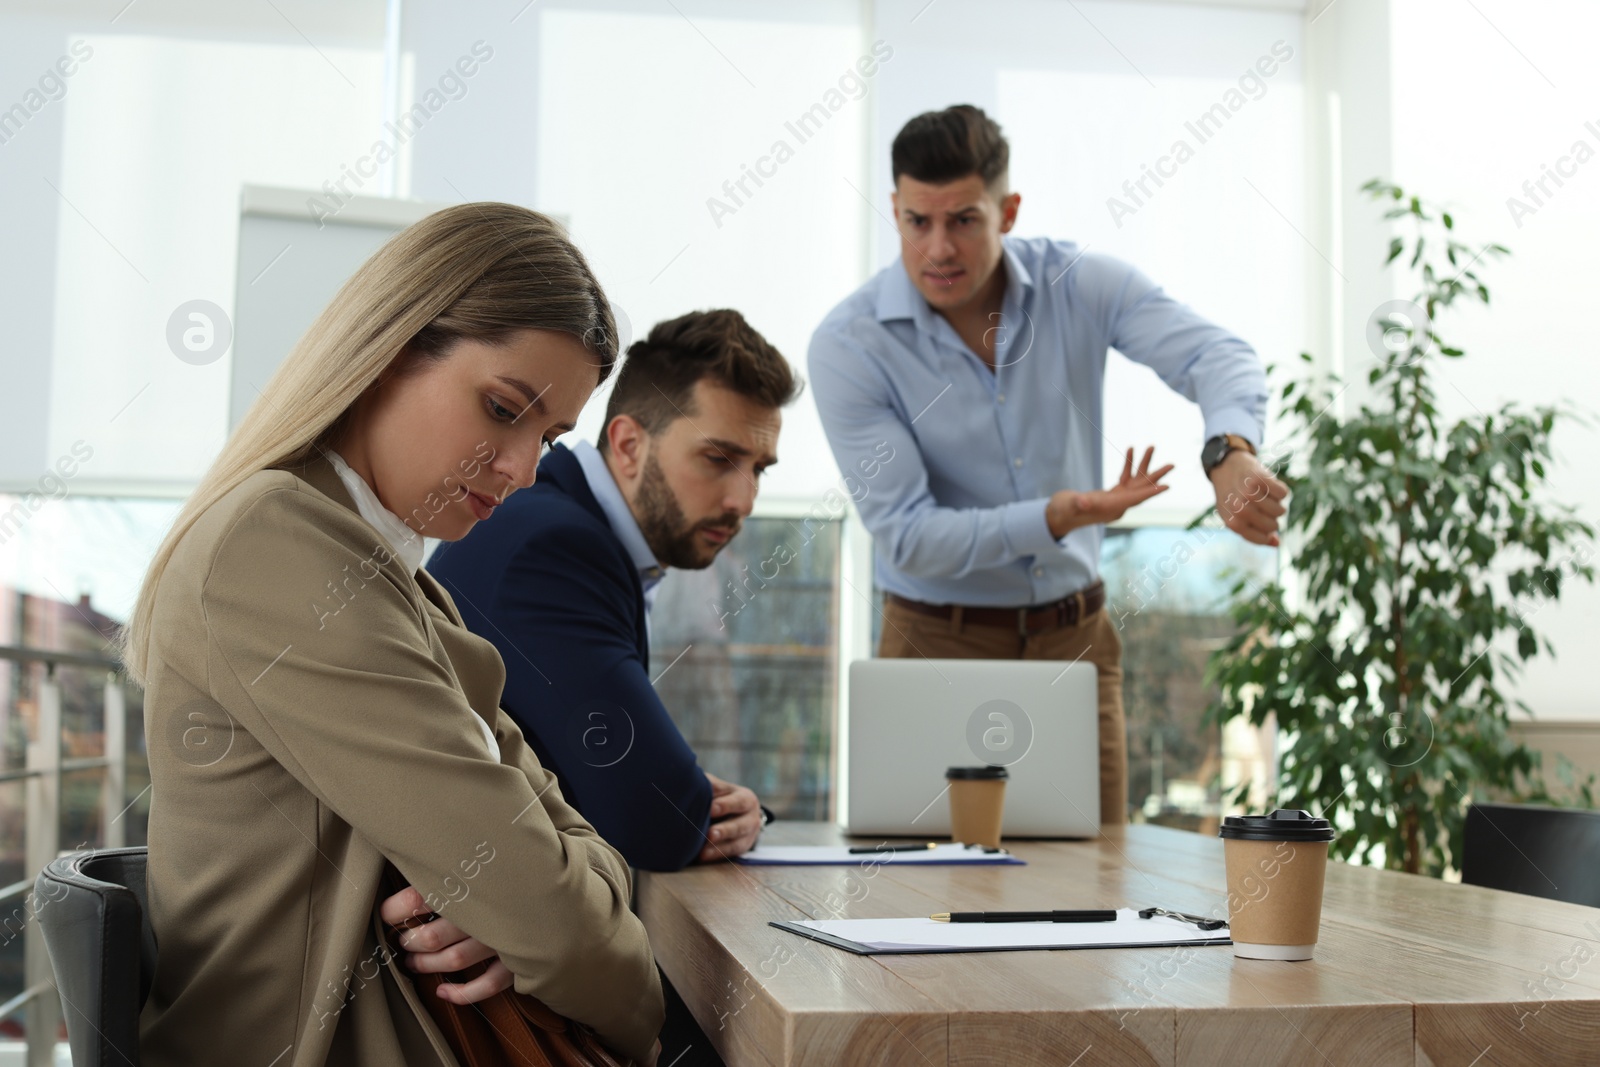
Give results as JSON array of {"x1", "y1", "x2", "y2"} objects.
[
  {"x1": 1218, "y1": 809, "x2": 1334, "y2": 842},
  {"x1": 946, "y1": 765, "x2": 1009, "y2": 780}
]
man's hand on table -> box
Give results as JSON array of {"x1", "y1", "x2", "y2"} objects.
[
  {"x1": 1207, "y1": 448, "x2": 1288, "y2": 547},
  {"x1": 1045, "y1": 446, "x2": 1174, "y2": 539},
  {"x1": 379, "y1": 884, "x2": 514, "y2": 1003},
  {"x1": 698, "y1": 771, "x2": 763, "y2": 863}
]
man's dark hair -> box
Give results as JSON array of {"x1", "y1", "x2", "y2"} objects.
[
  {"x1": 891, "y1": 104, "x2": 1010, "y2": 191},
  {"x1": 599, "y1": 308, "x2": 801, "y2": 447}
]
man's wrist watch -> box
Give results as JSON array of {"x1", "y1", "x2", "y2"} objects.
[{"x1": 1201, "y1": 433, "x2": 1256, "y2": 477}]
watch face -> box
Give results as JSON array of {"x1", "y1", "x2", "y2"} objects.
[{"x1": 1202, "y1": 437, "x2": 1228, "y2": 470}]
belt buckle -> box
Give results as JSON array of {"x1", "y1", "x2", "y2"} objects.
[
  {"x1": 1020, "y1": 596, "x2": 1075, "y2": 637},
  {"x1": 1018, "y1": 604, "x2": 1057, "y2": 637}
]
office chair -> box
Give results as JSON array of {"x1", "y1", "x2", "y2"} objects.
[
  {"x1": 1461, "y1": 802, "x2": 1600, "y2": 908},
  {"x1": 33, "y1": 846, "x2": 156, "y2": 1066}
]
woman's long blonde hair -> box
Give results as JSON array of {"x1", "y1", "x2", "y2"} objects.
[{"x1": 119, "y1": 202, "x2": 617, "y2": 686}]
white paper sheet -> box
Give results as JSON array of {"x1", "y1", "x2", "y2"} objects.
[
  {"x1": 777, "y1": 908, "x2": 1230, "y2": 953},
  {"x1": 736, "y1": 843, "x2": 1024, "y2": 866}
]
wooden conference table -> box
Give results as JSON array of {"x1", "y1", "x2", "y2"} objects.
[{"x1": 635, "y1": 821, "x2": 1600, "y2": 1066}]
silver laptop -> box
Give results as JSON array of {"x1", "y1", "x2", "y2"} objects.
[{"x1": 845, "y1": 658, "x2": 1101, "y2": 839}]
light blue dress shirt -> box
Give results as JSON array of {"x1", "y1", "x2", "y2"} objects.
[
  {"x1": 571, "y1": 441, "x2": 666, "y2": 628},
  {"x1": 808, "y1": 235, "x2": 1267, "y2": 609}
]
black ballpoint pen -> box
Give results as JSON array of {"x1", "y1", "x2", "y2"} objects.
[
  {"x1": 848, "y1": 843, "x2": 936, "y2": 854},
  {"x1": 930, "y1": 909, "x2": 1117, "y2": 923}
]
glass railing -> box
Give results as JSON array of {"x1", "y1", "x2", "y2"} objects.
[{"x1": 0, "y1": 644, "x2": 139, "y2": 1062}]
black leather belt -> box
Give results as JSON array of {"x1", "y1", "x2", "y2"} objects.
[{"x1": 887, "y1": 580, "x2": 1106, "y2": 636}]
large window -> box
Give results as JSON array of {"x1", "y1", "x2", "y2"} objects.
[
  {"x1": 531, "y1": 2, "x2": 869, "y2": 502},
  {"x1": 649, "y1": 516, "x2": 842, "y2": 821},
  {"x1": 1101, "y1": 524, "x2": 1278, "y2": 828}
]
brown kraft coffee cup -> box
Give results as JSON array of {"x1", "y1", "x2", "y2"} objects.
[
  {"x1": 1218, "y1": 809, "x2": 1336, "y2": 961},
  {"x1": 947, "y1": 766, "x2": 1007, "y2": 848}
]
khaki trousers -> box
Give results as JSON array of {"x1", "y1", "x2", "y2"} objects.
[{"x1": 876, "y1": 596, "x2": 1127, "y2": 826}]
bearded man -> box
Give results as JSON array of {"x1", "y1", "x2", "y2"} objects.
[{"x1": 428, "y1": 308, "x2": 799, "y2": 873}]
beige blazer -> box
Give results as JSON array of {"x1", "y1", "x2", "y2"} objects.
[{"x1": 137, "y1": 453, "x2": 663, "y2": 1065}]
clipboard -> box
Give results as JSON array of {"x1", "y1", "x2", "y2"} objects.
[{"x1": 770, "y1": 908, "x2": 1232, "y2": 955}]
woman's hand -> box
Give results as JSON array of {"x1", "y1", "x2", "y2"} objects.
[{"x1": 379, "y1": 884, "x2": 515, "y2": 1004}]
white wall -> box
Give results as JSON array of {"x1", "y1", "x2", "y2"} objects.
[{"x1": 0, "y1": 14, "x2": 69, "y2": 485}]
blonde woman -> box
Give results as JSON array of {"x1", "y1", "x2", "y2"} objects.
[{"x1": 121, "y1": 204, "x2": 664, "y2": 1065}]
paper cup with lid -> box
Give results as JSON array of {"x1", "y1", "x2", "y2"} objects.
[
  {"x1": 1218, "y1": 808, "x2": 1336, "y2": 960},
  {"x1": 946, "y1": 766, "x2": 1008, "y2": 848}
]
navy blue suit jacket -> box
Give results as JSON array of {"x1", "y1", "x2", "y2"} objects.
[{"x1": 426, "y1": 444, "x2": 712, "y2": 871}]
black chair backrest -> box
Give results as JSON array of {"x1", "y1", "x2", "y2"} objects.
[
  {"x1": 33, "y1": 846, "x2": 156, "y2": 1066},
  {"x1": 1462, "y1": 802, "x2": 1600, "y2": 908}
]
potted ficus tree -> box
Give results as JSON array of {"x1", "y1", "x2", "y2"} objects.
[{"x1": 1202, "y1": 179, "x2": 1595, "y2": 877}]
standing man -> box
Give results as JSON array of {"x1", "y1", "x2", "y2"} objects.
[
  {"x1": 428, "y1": 308, "x2": 801, "y2": 870},
  {"x1": 808, "y1": 105, "x2": 1286, "y2": 825}
]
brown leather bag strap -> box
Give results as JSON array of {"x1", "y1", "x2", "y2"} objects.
[{"x1": 376, "y1": 861, "x2": 633, "y2": 1067}]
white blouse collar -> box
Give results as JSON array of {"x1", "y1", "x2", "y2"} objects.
[{"x1": 325, "y1": 450, "x2": 426, "y2": 575}]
